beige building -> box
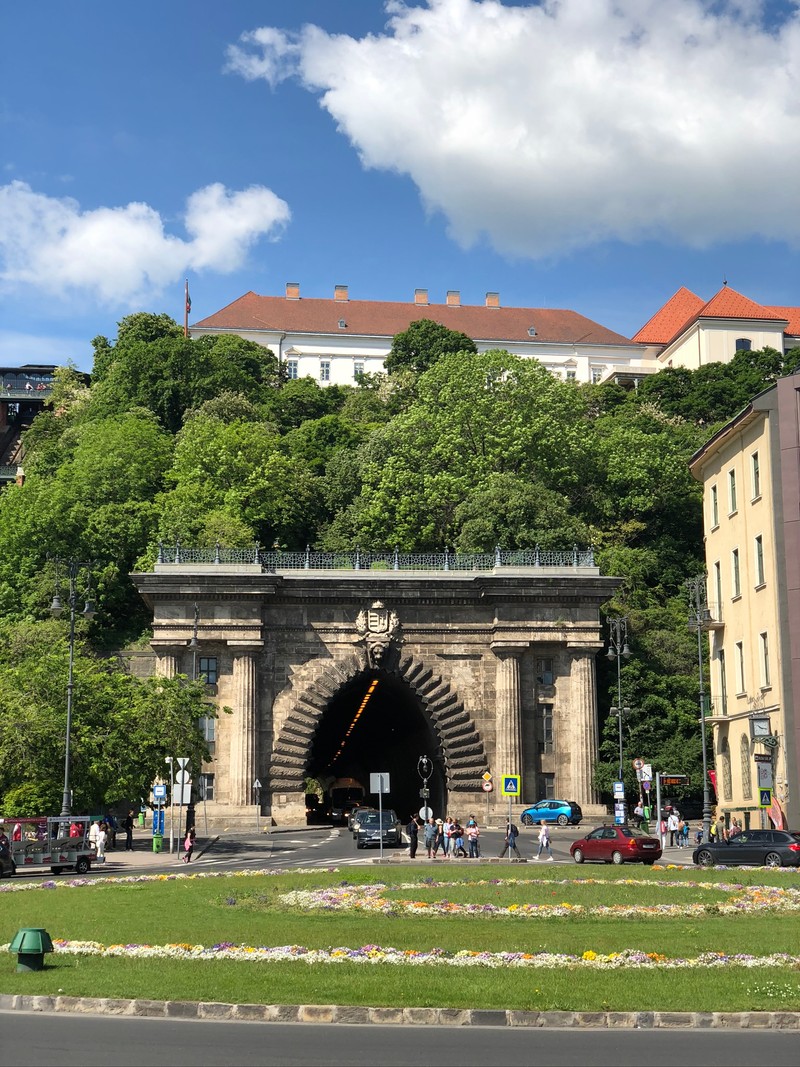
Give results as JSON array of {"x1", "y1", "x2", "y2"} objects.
[{"x1": 690, "y1": 374, "x2": 800, "y2": 830}]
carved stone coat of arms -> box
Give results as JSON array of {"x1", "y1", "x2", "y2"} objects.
[{"x1": 355, "y1": 601, "x2": 400, "y2": 666}]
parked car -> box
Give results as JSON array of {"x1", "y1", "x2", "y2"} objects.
[
  {"x1": 521, "y1": 800, "x2": 582, "y2": 827},
  {"x1": 0, "y1": 841, "x2": 16, "y2": 878},
  {"x1": 570, "y1": 825, "x2": 662, "y2": 865},
  {"x1": 355, "y1": 810, "x2": 401, "y2": 849},
  {"x1": 693, "y1": 829, "x2": 800, "y2": 868}
]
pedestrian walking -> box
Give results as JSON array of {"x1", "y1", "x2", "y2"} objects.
[
  {"x1": 432, "y1": 818, "x2": 446, "y2": 858},
  {"x1": 182, "y1": 826, "x2": 196, "y2": 863},
  {"x1": 498, "y1": 821, "x2": 521, "y2": 859},
  {"x1": 122, "y1": 810, "x2": 135, "y2": 851},
  {"x1": 424, "y1": 817, "x2": 437, "y2": 858},
  {"x1": 467, "y1": 818, "x2": 480, "y2": 859},
  {"x1": 96, "y1": 822, "x2": 107, "y2": 863},
  {"x1": 407, "y1": 815, "x2": 420, "y2": 859},
  {"x1": 535, "y1": 820, "x2": 553, "y2": 860},
  {"x1": 667, "y1": 811, "x2": 679, "y2": 847}
]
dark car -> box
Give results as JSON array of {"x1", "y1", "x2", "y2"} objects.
[
  {"x1": 521, "y1": 800, "x2": 582, "y2": 827},
  {"x1": 0, "y1": 842, "x2": 16, "y2": 878},
  {"x1": 355, "y1": 810, "x2": 401, "y2": 849},
  {"x1": 693, "y1": 829, "x2": 800, "y2": 868},
  {"x1": 570, "y1": 824, "x2": 662, "y2": 865}
]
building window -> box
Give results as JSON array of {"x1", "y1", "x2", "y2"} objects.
[
  {"x1": 751, "y1": 451, "x2": 761, "y2": 499},
  {"x1": 731, "y1": 548, "x2": 741, "y2": 598},
  {"x1": 537, "y1": 703, "x2": 554, "y2": 753},
  {"x1": 591, "y1": 368, "x2": 603, "y2": 384},
  {"x1": 537, "y1": 773, "x2": 556, "y2": 801},
  {"x1": 566, "y1": 369, "x2": 576, "y2": 381},
  {"x1": 536, "y1": 658, "x2": 554, "y2": 686},
  {"x1": 353, "y1": 361, "x2": 365, "y2": 379},
  {"x1": 713, "y1": 561, "x2": 722, "y2": 617},
  {"x1": 286, "y1": 360, "x2": 299, "y2": 381},
  {"x1": 740, "y1": 734, "x2": 752, "y2": 799},
  {"x1": 760, "y1": 631, "x2": 771, "y2": 688},
  {"x1": 735, "y1": 641, "x2": 745, "y2": 694},
  {"x1": 320, "y1": 360, "x2": 331, "y2": 382},
  {"x1": 199, "y1": 773, "x2": 215, "y2": 802},
  {"x1": 710, "y1": 485, "x2": 719, "y2": 528},
  {"x1": 728, "y1": 469, "x2": 737, "y2": 514},
  {"x1": 719, "y1": 736, "x2": 732, "y2": 802},
  {"x1": 198, "y1": 657, "x2": 218, "y2": 685},
  {"x1": 754, "y1": 535, "x2": 765, "y2": 587},
  {"x1": 198, "y1": 714, "x2": 216, "y2": 742},
  {"x1": 735, "y1": 338, "x2": 752, "y2": 352},
  {"x1": 718, "y1": 649, "x2": 728, "y2": 715}
]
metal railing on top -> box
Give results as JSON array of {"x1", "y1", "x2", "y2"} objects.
[{"x1": 155, "y1": 542, "x2": 595, "y2": 571}]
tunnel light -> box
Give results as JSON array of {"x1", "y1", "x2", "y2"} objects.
[{"x1": 327, "y1": 679, "x2": 381, "y2": 768}]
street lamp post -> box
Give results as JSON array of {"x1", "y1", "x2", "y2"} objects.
[
  {"x1": 606, "y1": 617, "x2": 631, "y2": 784},
  {"x1": 50, "y1": 559, "x2": 96, "y2": 819},
  {"x1": 686, "y1": 575, "x2": 713, "y2": 845}
]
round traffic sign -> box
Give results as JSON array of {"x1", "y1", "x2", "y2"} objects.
[
  {"x1": 175, "y1": 769, "x2": 190, "y2": 785},
  {"x1": 632, "y1": 758, "x2": 644, "y2": 770},
  {"x1": 419, "y1": 806, "x2": 433, "y2": 820},
  {"x1": 481, "y1": 781, "x2": 493, "y2": 792}
]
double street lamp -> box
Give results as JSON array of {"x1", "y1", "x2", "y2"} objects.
[
  {"x1": 686, "y1": 575, "x2": 713, "y2": 845},
  {"x1": 607, "y1": 616, "x2": 631, "y2": 784},
  {"x1": 49, "y1": 559, "x2": 96, "y2": 819}
]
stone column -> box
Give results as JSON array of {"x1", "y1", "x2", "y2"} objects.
[
  {"x1": 492, "y1": 644, "x2": 526, "y2": 778},
  {"x1": 153, "y1": 647, "x2": 180, "y2": 678},
  {"x1": 569, "y1": 647, "x2": 601, "y2": 808},
  {"x1": 229, "y1": 650, "x2": 258, "y2": 807}
]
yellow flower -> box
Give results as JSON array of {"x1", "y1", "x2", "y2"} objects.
[{"x1": 582, "y1": 950, "x2": 597, "y2": 960}]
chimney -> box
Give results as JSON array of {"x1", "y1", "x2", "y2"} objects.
[
  {"x1": 414, "y1": 288, "x2": 429, "y2": 305},
  {"x1": 485, "y1": 292, "x2": 500, "y2": 308},
  {"x1": 285, "y1": 282, "x2": 300, "y2": 300},
  {"x1": 334, "y1": 284, "x2": 349, "y2": 302},
  {"x1": 446, "y1": 290, "x2": 460, "y2": 307}
]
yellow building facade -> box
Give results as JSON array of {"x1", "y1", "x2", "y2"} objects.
[{"x1": 690, "y1": 375, "x2": 800, "y2": 831}]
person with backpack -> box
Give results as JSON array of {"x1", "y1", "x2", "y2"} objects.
[{"x1": 498, "y1": 821, "x2": 521, "y2": 859}]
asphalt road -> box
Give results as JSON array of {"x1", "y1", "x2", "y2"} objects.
[{"x1": 2, "y1": 1012, "x2": 798, "y2": 1067}]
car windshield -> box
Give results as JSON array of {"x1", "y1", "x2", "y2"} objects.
[{"x1": 361, "y1": 813, "x2": 395, "y2": 828}]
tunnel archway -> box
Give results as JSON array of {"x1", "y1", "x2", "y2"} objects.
[
  {"x1": 270, "y1": 650, "x2": 488, "y2": 815},
  {"x1": 307, "y1": 670, "x2": 446, "y2": 819}
]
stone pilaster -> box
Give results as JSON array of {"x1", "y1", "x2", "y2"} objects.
[
  {"x1": 492, "y1": 644, "x2": 527, "y2": 778},
  {"x1": 152, "y1": 645, "x2": 181, "y2": 678},
  {"x1": 569, "y1": 647, "x2": 602, "y2": 809},
  {"x1": 229, "y1": 650, "x2": 258, "y2": 807}
]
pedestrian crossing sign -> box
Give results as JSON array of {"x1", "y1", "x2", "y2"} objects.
[
  {"x1": 759, "y1": 788, "x2": 772, "y2": 808},
  {"x1": 501, "y1": 775, "x2": 521, "y2": 796}
]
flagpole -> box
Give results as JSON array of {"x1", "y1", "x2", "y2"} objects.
[{"x1": 184, "y1": 279, "x2": 190, "y2": 338}]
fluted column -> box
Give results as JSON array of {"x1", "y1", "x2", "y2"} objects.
[
  {"x1": 492, "y1": 644, "x2": 526, "y2": 778},
  {"x1": 229, "y1": 652, "x2": 258, "y2": 807},
  {"x1": 569, "y1": 647, "x2": 601, "y2": 806},
  {"x1": 154, "y1": 650, "x2": 179, "y2": 678}
]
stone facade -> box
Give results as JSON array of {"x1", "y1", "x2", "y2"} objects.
[{"x1": 133, "y1": 560, "x2": 619, "y2": 826}]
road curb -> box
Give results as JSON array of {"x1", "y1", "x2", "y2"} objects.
[{"x1": 0, "y1": 995, "x2": 798, "y2": 1029}]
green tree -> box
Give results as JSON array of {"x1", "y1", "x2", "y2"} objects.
[{"x1": 384, "y1": 318, "x2": 477, "y2": 376}]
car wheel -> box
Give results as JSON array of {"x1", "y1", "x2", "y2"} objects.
[
  {"x1": 642, "y1": 859, "x2": 655, "y2": 866},
  {"x1": 356, "y1": 841, "x2": 364, "y2": 850},
  {"x1": 75, "y1": 858, "x2": 90, "y2": 875},
  {"x1": 51, "y1": 866, "x2": 63, "y2": 875},
  {"x1": 764, "y1": 852, "x2": 783, "y2": 868},
  {"x1": 696, "y1": 849, "x2": 715, "y2": 867},
  {"x1": 521, "y1": 814, "x2": 534, "y2": 827},
  {"x1": 611, "y1": 851, "x2": 624, "y2": 865},
  {"x1": 572, "y1": 848, "x2": 585, "y2": 864},
  {"x1": 557, "y1": 814, "x2": 569, "y2": 827}
]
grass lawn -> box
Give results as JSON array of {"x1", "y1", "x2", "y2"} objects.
[{"x1": 1, "y1": 864, "x2": 799, "y2": 1011}]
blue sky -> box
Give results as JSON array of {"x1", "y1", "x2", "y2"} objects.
[{"x1": 2, "y1": 0, "x2": 799, "y2": 372}]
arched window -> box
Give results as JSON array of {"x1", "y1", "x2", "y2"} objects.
[
  {"x1": 735, "y1": 338, "x2": 752, "y2": 352},
  {"x1": 740, "y1": 734, "x2": 752, "y2": 799},
  {"x1": 719, "y1": 736, "x2": 732, "y2": 802}
]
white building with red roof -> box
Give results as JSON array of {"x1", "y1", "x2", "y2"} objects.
[
  {"x1": 633, "y1": 285, "x2": 800, "y2": 372},
  {"x1": 190, "y1": 283, "x2": 647, "y2": 387}
]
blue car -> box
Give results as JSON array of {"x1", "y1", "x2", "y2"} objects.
[{"x1": 520, "y1": 800, "x2": 582, "y2": 827}]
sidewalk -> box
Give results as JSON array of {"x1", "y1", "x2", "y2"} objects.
[{"x1": 87, "y1": 834, "x2": 218, "y2": 872}]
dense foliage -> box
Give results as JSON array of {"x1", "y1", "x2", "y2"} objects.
[{"x1": 1, "y1": 309, "x2": 797, "y2": 812}]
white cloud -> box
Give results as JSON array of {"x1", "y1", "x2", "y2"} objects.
[
  {"x1": 0, "y1": 180, "x2": 290, "y2": 305},
  {"x1": 227, "y1": 0, "x2": 800, "y2": 257}
]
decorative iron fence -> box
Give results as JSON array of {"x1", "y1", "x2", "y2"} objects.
[{"x1": 155, "y1": 542, "x2": 595, "y2": 571}]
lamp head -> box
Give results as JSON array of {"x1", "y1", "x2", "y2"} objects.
[
  {"x1": 50, "y1": 595, "x2": 64, "y2": 618},
  {"x1": 83, "y1": 600, "x2": 96, "y2": 621}
]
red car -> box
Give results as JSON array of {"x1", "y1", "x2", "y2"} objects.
[{"x1": 570, "y1": 825, "x2": 662, "y2": 865}]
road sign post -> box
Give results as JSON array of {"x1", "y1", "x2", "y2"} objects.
[
  {"x1": 370, "y1": 772, "x2": 390, "y2": 861},
  {"x1": 253, "y1": 778, "x2": 262, "y2": 833}
]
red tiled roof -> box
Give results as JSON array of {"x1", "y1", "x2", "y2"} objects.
[
  {"x1": 632, "y1": 287, "x2": 704, "y2": 345},
  {"x1": 698, "y1": 286, "x2": 783, "y2": 322},
  {"x1": 765, "y1": 306, "x2": 800, "y2": 336},
  {"x1": 192, "y1": 291, "x2": 637, "y2": 347}
]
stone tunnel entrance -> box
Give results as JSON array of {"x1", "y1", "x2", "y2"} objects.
[{"x1": 307, "y1": 670, "x2": 447, "y2": 820}]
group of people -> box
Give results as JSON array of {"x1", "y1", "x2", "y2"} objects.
[{"x1": 406, "y1": 815, "x2": 482, "y2": 859}]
